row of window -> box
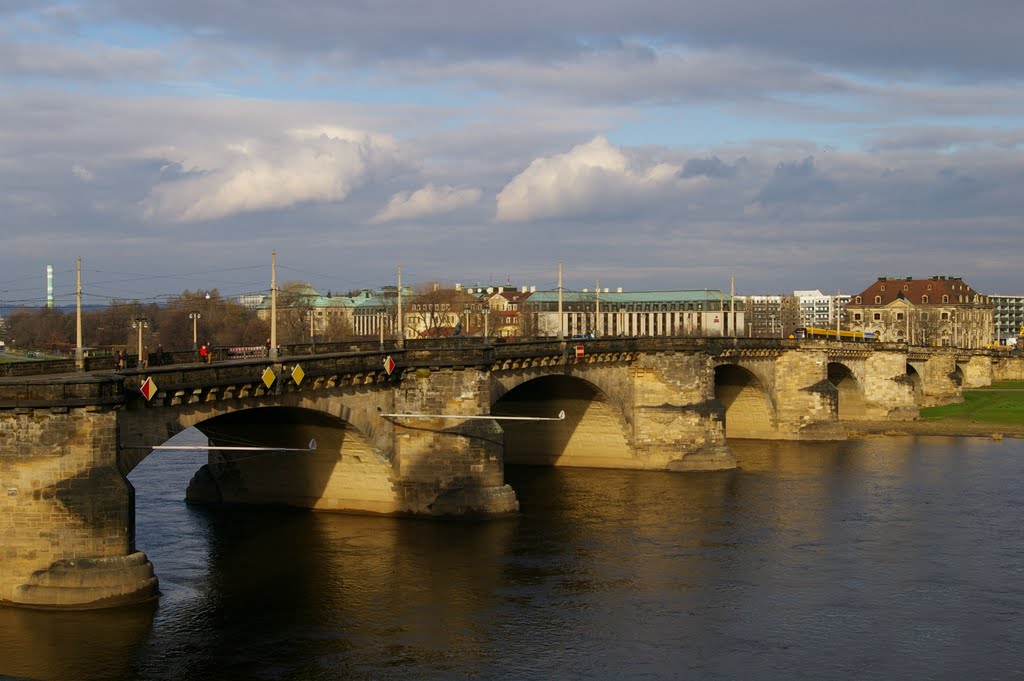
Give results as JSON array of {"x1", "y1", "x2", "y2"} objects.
[
  {"x1": 541, "y1": 302, "x2": 715, "y2": 312},
  {"x1": 863, "y1": 294, "x2": 943, "y2": 304},
  {"x1": 854, "y1": 312, "x2": 950, "y2": 322}
]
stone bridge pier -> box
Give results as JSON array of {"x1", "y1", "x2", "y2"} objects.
[
  {"x1": 389, "y1": 366, "x2": 518, "y2": 515},
  {"x1": 0, "y1": 375, "x2": 158, "y2": 609},
  {"x1": 908, "y1": 349, "x2": 967, "y2": 407}
]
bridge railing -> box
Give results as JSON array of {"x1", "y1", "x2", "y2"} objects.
[{"x1": 0, "y1": 336, "x2": 994, "y2": 379}]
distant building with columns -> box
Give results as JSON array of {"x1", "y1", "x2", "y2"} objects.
[{"x1": 523, "y1": 289, "x2": 744, "y2": 338}]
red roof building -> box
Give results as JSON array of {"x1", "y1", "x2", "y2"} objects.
[{"x1": 846, "y1": 275, "x2": 993, "y2": 347}]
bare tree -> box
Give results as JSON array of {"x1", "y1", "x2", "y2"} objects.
[{"x1": 406, "y1": 283, "x2": 465, "y2": 338}]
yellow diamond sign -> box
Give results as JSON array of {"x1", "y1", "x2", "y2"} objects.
[
  {"x1": 291, "y1": 364, "x2": 305, "y2": 386},
  {"x1": 261, "y1": 366, "x2": 276, "y2": 389}
]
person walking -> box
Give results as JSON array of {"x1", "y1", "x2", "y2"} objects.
[{"x1": 199, "y1": 343, "x2": 207, "y2": 363}]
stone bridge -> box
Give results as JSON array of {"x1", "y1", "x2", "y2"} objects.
[{"x1": 0, "y1": 336, "x2": 1006, "y2": 609}]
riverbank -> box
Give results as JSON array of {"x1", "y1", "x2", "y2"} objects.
[
  {"x1": 845, "y1": 382, "x2": 1024, "y2": 440},
  {"x1": 846, "y1": 419, "x2": 1024, "y2": 439}
]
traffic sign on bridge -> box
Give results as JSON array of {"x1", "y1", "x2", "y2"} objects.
[{"x1": 140, "y1": 377, "x2": 158, "y2": 401}]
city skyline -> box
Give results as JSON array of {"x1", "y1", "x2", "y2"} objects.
[{"x1": 2, "y1": 1, "x2": 1023, "y2": 303}]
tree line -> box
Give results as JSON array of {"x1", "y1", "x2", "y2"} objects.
[
  {"x1": 1, "y1": 289, "x2": 270, "y2": 354},
  {"x1": 0, "y1": 281, "x2": 538, "y2": 354}
]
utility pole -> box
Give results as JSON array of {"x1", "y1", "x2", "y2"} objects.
[
  {"x1": 557, "y1": 259, "x2": 564, "y2": 340},
  {"x1": 837, "y1": 289, "x2": 842, "y2": 340},
  {"x1": 595, "y1": 278, "x2": 600, "y2": 337},
  {"x1": 309, "y1": 308, "x2": 317, "y2": 352},
  {"x1": 270, "y1": 250, "x2": 278, "y2": 360},
  {"x1": 719, "y1": 290, "x2": 725, "y2": 336},
  {"x1": 904, "y1": 293, "x2": 910, "y2": 343},
  {"x1": 730, "y1": 273, "x2": 735, "y2": 338},
  {"x1": 189, "y1": 311, "x2": 201, "y2": 349},
  {"x1": 132, "y1": 317, "x2": 148, "y2": 368},
  {"x1": 397, "y1": 265, "x2": 404, "y2": 347},
  {"x1": 75, "y1": 256, "x2": 84, "y2": 370}
]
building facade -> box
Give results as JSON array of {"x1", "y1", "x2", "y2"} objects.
[
  {"x1": 991, "y1": 294, "x2": 1024, "y2": 344},
  {"x1": 846, "y1": 275, "x2": 994, "y2": 348},
  {"x1": 743, "y1": 295, "x2": 801, "y2": 338},
  {"x1": 793, "y1": 290, "x2": 850, "y2": 331},
  {"x1": 524, "y1": 289, "x2": 744, "y2": 338}
]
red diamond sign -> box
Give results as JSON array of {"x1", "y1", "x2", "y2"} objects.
[
  {"x1": 140, "y1": 377, "x2": 158, "y2": 401},
  {"x1": 383, "y1": 355, "x2": 396, "y2": 375}
]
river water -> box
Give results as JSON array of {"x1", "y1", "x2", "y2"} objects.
[{"x1": 2, "y1": 434, "x2": 1023, "y2": 681}]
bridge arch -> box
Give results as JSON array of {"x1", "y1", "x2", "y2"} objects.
[
  {"x1": 906, "y1": 362, "x2": 924, "y2": 400},
  {"x1": 120, "y1": 401, "x2": 400, "y2": 514},
  {"x1": 490, "y1": 374, "x2": 634, "y2": 468},
  {"x1": 713, "y1": 364, "x2": 776, "y2": 438},
  {"x1": 827, "y1": 361, "x2": 867, "y2": 419}
]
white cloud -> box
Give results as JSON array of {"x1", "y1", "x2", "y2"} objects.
[
  {"x1": 371, "y1": 184, "x2": 481, "y2": 223},
  {"x1": 71, "y1": 163, "x2": 94, "y2": 181},
  {"x1": 495, "y1": 135, "x2": 680, "y2": 222},
  {"x1": 141, "y1": 126, "x2": 402, "y2": 222}
]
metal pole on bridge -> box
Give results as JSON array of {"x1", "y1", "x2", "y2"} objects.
[
  {"x1": 75, "y1": 256, "x2": 84, "y2": 371},
  {"x1": 132, "y1": 317, "x2": 148, "y2": 368},
  {"x1": 557, "y1": 259, "x2": 564, "y2": 340},
  {"x1": 189, "y1": 311, "x2": 201, "y2": 350},
  {"x1": 837, "y1": 289, "x2": 842, "y2": 340},
  {"x1": 270, "y1": 250, "x2": 278, "y2": 360},
  {"x1": 397, "y1": 264, "x2": 404, "y2": 349}
]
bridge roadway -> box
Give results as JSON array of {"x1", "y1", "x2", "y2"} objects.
[{"x1": 0, "y1": 336, "x2": 1007, "y2": 609}]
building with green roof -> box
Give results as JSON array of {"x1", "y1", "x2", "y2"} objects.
[{"x1": 524, "y1": 289, "x2": 744, "y2": 338}]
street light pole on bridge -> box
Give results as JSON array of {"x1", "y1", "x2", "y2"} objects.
[
  {"x1": 189, "y1": 311, "x2": 201, "y2": 350},
  {"x1": 132, "y1": 317, "x2": 148, "y2": 368},
  {"x1": 75, "y1": 256, "x2": 84, "y2": 371},
  {"x1": 270, "y1": 250, "x2": 278, "y2": 361}
]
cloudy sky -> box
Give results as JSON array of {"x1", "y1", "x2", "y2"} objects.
[{"x1": 2, "y1": 1, "x2": 1022, "y2": 307}]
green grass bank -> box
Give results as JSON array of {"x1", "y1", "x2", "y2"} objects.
[{"x1": 919, "y1": 382, "x2": 1024, "y2": 425}]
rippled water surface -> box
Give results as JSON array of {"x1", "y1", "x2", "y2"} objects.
[{"x1": 2, "y1": 434, "x2": 1023, "y2": 680}]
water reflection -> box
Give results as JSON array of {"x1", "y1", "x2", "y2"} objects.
[
  {"x1": 0, "y1": 603, "x2": 155, "y2": 681},
  {"x1": 1, "y1": 434, "x2": 1022, "y2": 680}
]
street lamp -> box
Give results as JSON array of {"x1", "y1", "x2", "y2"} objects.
[
  {"x1": 307, "y1": 309, "x2": 316, "y2": 352},
  {"x1": 131, "y1": 317, "x2": 148, "y2": 368},
  {"x1": 188, "y1": 311, "x2": 201, "y2": 350}
]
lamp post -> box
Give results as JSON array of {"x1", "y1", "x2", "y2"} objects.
[
  {"x1": 189, "y1": 311, "x2": 201, "y2": 350},
  {"x1": 308, "y1": 309, "x2": 316, "y2": 352},
  {"x1": 132, "y1": 317, "x2": 148, "y2": 368}
]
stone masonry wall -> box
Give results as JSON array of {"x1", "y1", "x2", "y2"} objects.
[
  {"x1": 919, "y1": 352, "x2": 962, "y2": 406},
  {"x1": 629, "y1": 352, "x2": 734, "y2": 470},
  {"x1": 772, "y1": 350, "x2": 845, "y2": 439},
  {"x1": 959, "y1": 356, "x2": 993, "y2": 388},
  {"x1": 0, "y1": 404, "x2": 156, "y2": 607},
  {"x1": 861, "y1": 351, "x2": 919, "y2": 419},
  {"x1": 992, "y1": 355, "x2": 1024, "y2": 381},
  {"x1": 393, "y1": 368, "x2": 517, "y2": 515}
]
